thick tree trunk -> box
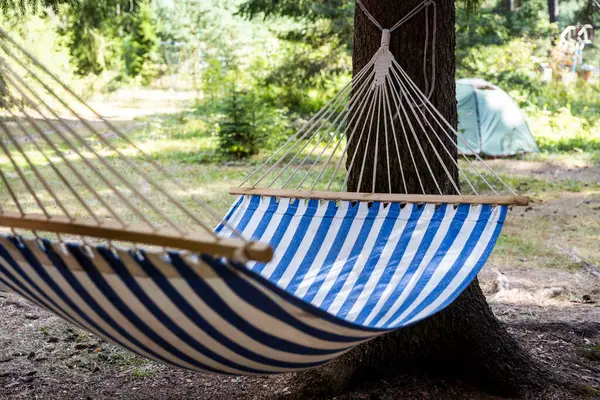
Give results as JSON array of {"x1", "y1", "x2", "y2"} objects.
[
  {"x1": 292, "y1": 1, "x2": 548, "y2": 397},
  {"x1": 548, "y1": 0, "x2": 559, "y2": 23},
  {"x1": 347, "y1": 0, "x2": 458, "y2": 195}
]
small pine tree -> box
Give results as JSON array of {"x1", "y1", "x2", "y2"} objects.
[{"x1": 217, "y1": 87, "x2": 263, "y2": 159}]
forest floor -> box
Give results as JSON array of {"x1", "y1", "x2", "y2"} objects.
[{"x1": 1, "y1": 90, "x2": 599, "y2": 399}]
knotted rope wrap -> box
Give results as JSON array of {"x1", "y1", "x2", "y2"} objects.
[
  {"x1": 356, "y1": 0, "x2": 437, "y2": 99},
  {"x1": 373, "y1": 30, "x2": 393, "y2": 87}
]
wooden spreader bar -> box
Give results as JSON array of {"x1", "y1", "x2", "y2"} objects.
[
  {"x1": 0, "y1": 211, "x2": 273, "y2": 263},
  {"x1": 229, "y1": 188, "x2": 529, "y2": 206}
]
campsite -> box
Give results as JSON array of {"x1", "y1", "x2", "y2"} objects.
[{"x1": 0, "y1": 1, "x2": 599, "y2": 399}]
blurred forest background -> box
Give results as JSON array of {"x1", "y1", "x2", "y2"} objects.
[{"x1": 2, "y1": 0, "x2": 598, "y2": 160}]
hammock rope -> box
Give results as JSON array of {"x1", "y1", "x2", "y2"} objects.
[
  {"x1": 0, "y1": 28, "x2": 231, "y2": 235},
  {"x1": 235, "y1": 2, "x2": 519, "y2": 202},
  {"x1": 0, "y1": 27, "x2": 272, "y2": 261}
]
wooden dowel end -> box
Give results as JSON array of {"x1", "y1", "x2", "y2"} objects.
[{"x1": 0, "y1": 211, "x2": 273, "y2": 263}]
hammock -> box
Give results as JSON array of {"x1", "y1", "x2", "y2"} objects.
[{"x1": 0, "y1": 1, "x2": 527, "y2": 375}]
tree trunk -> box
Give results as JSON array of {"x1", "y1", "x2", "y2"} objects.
[
  {"x1": 503, "y1": 0, "x2": 515, "y2": 12},
  {"x1": 548, "y1": 0, "x2": 559, "y2": 23},
  {"x1": 292, "y1": 1, "x2": 549, "y2": 397}
]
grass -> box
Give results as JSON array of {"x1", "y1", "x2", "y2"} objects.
[
  {"x1": 490, "y1": 188, "x2": 600, "y2": 269},
  {"x1": 106, "y1": 348, "x2": 158, "y2": 378},
  {"x1": 131, "y1": 367, "x2": 158, "y2": 379},
  {"x1": 107, "y1": 350, "x2": 150, "y2": 368},
  {"x1": 128, "y1": 113, "x2": 220, "y2": 164}
]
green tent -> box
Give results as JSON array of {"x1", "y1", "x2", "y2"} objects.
[{"x1": 456, "y1": 78, "x2": 538, "y2": 156}]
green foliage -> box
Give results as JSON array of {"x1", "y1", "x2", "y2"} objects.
[
  {"x1": 0, "y1": 0, "x2": 72, "y2": 14},
  {"x1": 237, "y1": 0, "x2": 483, "y2": 113},
  {"x1": 154, "y1": 2, "x2": 211, "y2": 43},
  {"x1": 4, "y1": 0, "x2": 598, "y2": 165},
  {"x1": 457, "y1": 0, "x2": 553, "y2": 50},
  {"x1": 60, "y1": 0, "x2": 157, "y2": 82},
  {"x1": 239, "y1": 0, "x2": 352, "y2": 113},
  {"x1": 504, "y1": 0, "x2": 552, "y2": 36},
  {"x1": 62, "y1": 1, "x2": 129, "y2": 76},
  {"x1": 456, "y1": 2, "x2": 600, "y2": 159},
  {"x1": 537, "y1": 134, "x2": 600, "y2": 153},
  {"x1": 63, "y1": 1, "x2": 122, "y2": 75},
  {"x1": 0, "y1": 9, "x2": 100, "y2": 97},
  {"x1": 123, "y1": 1, "x2": 158, "y2": 83},
  {"x1": 561, "y1": 0, "x2": 597, "y2": 27},
  {"x1": 217, "y1": 88, "x2": 285, "y2": 159},
  {"x1": 217, "y1": 88, "x2": 259, "y2": 158},
  {"x1": 239, "y1": 0, "x2": 353, "y2": 50},
  {"x1": 0, "y1": 74, "x2": 9, "y2": 106}
]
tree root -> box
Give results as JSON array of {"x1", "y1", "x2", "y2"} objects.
[{"x1": 289, "y1": 280, "x2": 556, "y2": 399}]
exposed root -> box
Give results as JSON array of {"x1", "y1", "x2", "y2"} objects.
[{"x1": 290, "y1": 281, "x2": 556, "y2": 399}]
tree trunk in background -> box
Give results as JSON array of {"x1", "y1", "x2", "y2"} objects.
[
  {"x1": 503, "y1": 0, "x2": 515, "y2": 12},
  {"x1": 292, "y1": 0, "x2": 548, "y2": 398},
  {"x1": 548, "y1": 0, "x2": 559, "y2": 23}
]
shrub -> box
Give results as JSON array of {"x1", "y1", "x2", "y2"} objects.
[
  {"x1": 216, "y1": 87, "x2": 292, "y2": 159},
  {"x1": 217, "y1": 89, "x2": 264, "y2": 159},
  {"x1": 123, "y1": 1, "x2": 159, "y2": 83}
]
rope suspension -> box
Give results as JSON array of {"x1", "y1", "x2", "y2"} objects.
[
  {"x1": 0, "y1": 27, "x2": 271, "y2": 262},
  {"x1": 235, "y1": 0, "x2": 523, "y2": 205}
]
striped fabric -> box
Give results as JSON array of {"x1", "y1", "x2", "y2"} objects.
[
  {"x1": 0, "y1": 196, "x2": 507, "y2": 374},
  {"x1": 218, "y1": 196, "x2": 507, "y2": 329}
]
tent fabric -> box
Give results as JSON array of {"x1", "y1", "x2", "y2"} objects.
[
  {"x1": 457, "y1": 78, "x2": 538, "y2": 156},
  {"x1": 0, "y1": 196, "x2": 507, "y2": 375}
]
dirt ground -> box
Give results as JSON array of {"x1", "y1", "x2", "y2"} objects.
[
  {"x1": 1, "y1": 279, "x2": 599, "y2": 400},
  {"x1": 484, "y1": 158, "x2": 600, "y2": 186}
]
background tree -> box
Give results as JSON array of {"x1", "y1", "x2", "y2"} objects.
[
  {"x1": 504, "y1": 0, "x2": 515, "y2": 12},
  {"x1": 286, "y1": 0, "x2": 551, "y2": 397},
  {"x1": 574, "y1": 0, "x2": 597, "y2": 25},
  {"x1": 239, "y1": 0, "x2": 354, "y2": 110},
  {"x1": 549, "y1": 0, "x2": 560, "y2": 22},
  {"x1": 122, "y1": 0, "x2": 158, "y2": 82},
  {"x1": 0, "y1": 0, "x2": 71, "y2": 13}
]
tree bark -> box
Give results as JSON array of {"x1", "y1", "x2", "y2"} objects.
[
  {"x1": 503, "y1": 0, "x2": 515, "y2": 12},
  {"x1": 548, "y1": 0, "x2": 559, "y2": 23},
  {"x1": 292, "y1": 1, "x2": 549, "y2": 397}
]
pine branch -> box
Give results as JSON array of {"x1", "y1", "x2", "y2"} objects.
[{"x1": 0, "y1": 0, "x2": 141, "y2": 14}]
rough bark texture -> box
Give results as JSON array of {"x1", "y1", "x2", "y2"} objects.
[
  {"x1": 346, "y1": 0, "x2": 458, "y2": 195},
  {"x1": 292, "y1": 1, "x2": 549, "y2": 398}
]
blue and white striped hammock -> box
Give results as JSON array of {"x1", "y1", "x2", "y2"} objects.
[
  {"x1": 0, "y1": 198, "x2": 506, "y2": 375},
  {"x1": 0, "y1": 3, "x2": 523, "y2": 377}
]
